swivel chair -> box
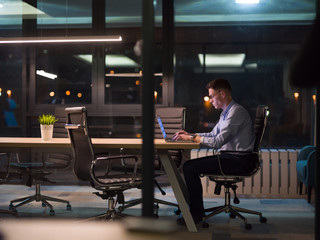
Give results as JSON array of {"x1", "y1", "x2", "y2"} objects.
[
  {"x1": 117, "y1": 107, "x2": 185, "y2": 216},
  {"x1": 65, "y1": 106, "x2": 142, "y2": 220},
  {"x1": 9, "y1": 108, "x2": 72, "y2": 215},
  {"x1": 202, "y1": 105, "x2": 269, "y2": 230},
  {"x1": 296, "y1": 145, "x2": 316, "y2": 203},
  {"x1": 0, "y1": 153, "x2": 17, "y2": 216}
]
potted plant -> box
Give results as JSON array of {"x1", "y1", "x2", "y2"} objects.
[{"x1": 38, "y1": 114, "x2": 58, "y2": 141}]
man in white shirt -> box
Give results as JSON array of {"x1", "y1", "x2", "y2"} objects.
[{"x1": 173, "y1": 78, "x2": 255, "y2": 225}]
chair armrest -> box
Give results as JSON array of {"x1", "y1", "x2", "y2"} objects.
[{"x1": 90, "y1": 154, "x2": 140, "y2": 185}]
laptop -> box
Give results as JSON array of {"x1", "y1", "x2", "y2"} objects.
[{"x1": 156, "y1": 116, "x2": 192, "y2": 142}]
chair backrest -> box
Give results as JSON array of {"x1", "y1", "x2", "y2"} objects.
[
  {"x1": 155, "y1": 107, "x2": 186, "y2": 139},
  {"x1": 46, "y1": 107, "x2": 73, "y2": 168},
  {"x1": 253, "y1": 105, "x2": 269, "y2": 153},
  {"x1": 53, "y1": 107, "x2": 69, "y2": 138},
  {"x1": 65, "y1": 106, "x2": 95, "y2": 181},
  {"x1": 154, "y1": 107, "x2": 186, "y2": 168}
]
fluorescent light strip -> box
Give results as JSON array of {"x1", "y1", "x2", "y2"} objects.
[
  {"x1": 0, "y1": 36, "x2": 122, "y2": 44},
  {"x1": 105, "y1": 73, "x2": 163, "y2": 77},
  {"x1": 36, "y1": 70, "x2": 57, "y2": 80},
  {"x1": 198, "y1": 53, "x2": 245, "y2": 67}
]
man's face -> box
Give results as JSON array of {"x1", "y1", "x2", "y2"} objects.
[{"x1": 208, "y1": 88, "x2": 223, "y2": 109}]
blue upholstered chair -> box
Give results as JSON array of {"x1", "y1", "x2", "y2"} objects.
[{"x1": 296, "y1": 145, "x2": 317, "y2": 203}]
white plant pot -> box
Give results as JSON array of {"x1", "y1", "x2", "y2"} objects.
[{"x1": 40, "y1": 124, "x2": 54, "y2": 141}]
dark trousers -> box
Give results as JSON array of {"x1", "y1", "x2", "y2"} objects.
[{"x1": 183, "y1": 153, "x2": 254, "y2": 218}]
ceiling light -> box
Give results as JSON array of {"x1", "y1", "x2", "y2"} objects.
[
  {"x1": 75, "y1": 54, "x2": 138, "y2": 67},
  {"x1": 36, "y1": 70, "x2": 57, "y2": 80},
  {"x1": 198, "y1": 53, "x2": 245, "y2": 67},
  {"x1": 0, "y1": 36, "x2": 122, "y2": 44},
  {"x1": 235, "y1": 0, "x2": 260, "y2": 4}
]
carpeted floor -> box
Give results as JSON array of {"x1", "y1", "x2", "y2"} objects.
[{"x1": 0, "y1": 184, "x2": 315, "y2": 240}]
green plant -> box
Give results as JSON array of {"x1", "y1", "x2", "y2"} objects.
[{"x1": 38, "y1": 114, "x2": 58, "y2": 125}]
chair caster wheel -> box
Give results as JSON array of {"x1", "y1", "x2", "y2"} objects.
[
  {"x1": 260, "y1": 216, "x2": 267, "y2": 223},
  {"x1": 174, "y1": 209, "x2": 181, "y2": 215},
  {"x1": 49, "y1": 210, "x2": 55, "y2": 216},
  {"x1": 42, "y1": 202, "x2": 46, "y2": 207},
  {"x1": 9, "y1": 204, "x2": 15, "y2": 211},
  {"x1": 229, "y1": 213, "x2": 236, "y2": 218},
  {"x1": 202, "y1": 222, "x2": 209, "y2": 228},
  {"x1": 67, "y1": 204, "x2": 72, "y2": 211},
  {"x1": 245, "y1": 223, "x2": 252, "y2": 230}
]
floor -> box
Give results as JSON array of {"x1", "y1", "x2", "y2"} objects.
[{"x1": 0, "y1": 182, "x2": 315, "y2": 240}]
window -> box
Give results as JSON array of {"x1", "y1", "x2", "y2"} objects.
[{"x1": 35, "y1": 45, "x2": 93, "y2": 104}]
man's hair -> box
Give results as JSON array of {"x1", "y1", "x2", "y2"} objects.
[{"x1": 206, "y1": 78, "x2": 232, "y2": 92}]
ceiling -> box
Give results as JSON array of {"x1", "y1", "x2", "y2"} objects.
[{"x1": 0, "y1": 0, "x2": 316, "y2": 28}]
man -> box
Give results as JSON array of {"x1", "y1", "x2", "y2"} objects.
[{"x1": 173, "y1": 78, "x2": 255, "y2": 225}]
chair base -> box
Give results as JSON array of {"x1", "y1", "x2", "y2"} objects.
[
  {"x1": 0, "y1": 208, "x2": 18, "y2": 217},
  {"x1": 118, "y1": 198, "x2": 180, "y2": 217},
  {"x1": 9, "y1": 183, "x2": 71, "y2": 216},
  {"x1": 81, "y1": 195, "x2": 130, "y2": 221},
  {"x1": 203, "y1": 188, "x2": 267, "y2": 230}
]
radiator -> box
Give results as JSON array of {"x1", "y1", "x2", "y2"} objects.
[{"x1": 190, "y1": 148, "x2": 300, "y2": 197}]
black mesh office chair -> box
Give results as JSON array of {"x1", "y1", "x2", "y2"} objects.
[
  {"x1": 65, "y1": 106, "x2": 142, "y2": 220},
  {"x1": 0, "y1": 153, "x2": 17, "y2": 216},
  {"x1": 201, "y1": 105, "x2": 269, "y2": 230},
  {"x1": 117, "y1": 107, "x2": 185, "y2": 216},
  {"x1": 9, "y1": 108, "x2": 72, "y2": 216}
]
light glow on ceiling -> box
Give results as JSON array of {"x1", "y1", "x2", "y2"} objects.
[
  {"x1": 235, "y1": 0, "x2": 260, "y2": 4},
  {"x1": 0, "y1": 1, "x2": 46, "y2": 16},
  {"x1": 198, "y1": 53, "x2": 245, "y2": 67}
]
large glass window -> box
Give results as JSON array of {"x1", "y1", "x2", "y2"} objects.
[
  {"x1": 175, "y1": 40, "x2": 315, "y2": 148},
  {"x1": 104, "y1": 43, "x2": 163, "y2": 104},
  {"x1": 0, "y1": 46, "x2": 23, "y2": 136},
  {"x1": 35, "y1": 44, "x2": 93, "y2": 104}
]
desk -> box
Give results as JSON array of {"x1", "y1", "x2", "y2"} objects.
[{"x1": 0, "y1": 137, "x2": 200, "y2": 232}]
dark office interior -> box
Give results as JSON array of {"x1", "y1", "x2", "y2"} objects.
[{"x1": 0, "y1": 0, "x2": 319, "y2": 239}]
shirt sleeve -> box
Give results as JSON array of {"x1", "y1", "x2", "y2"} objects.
[{"x1": 198, "y1": 105, "x2": 248, "y2": 149}]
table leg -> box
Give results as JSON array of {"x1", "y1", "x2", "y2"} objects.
[{"x1": 158, "y1": 150, "x2": 198, "y2": 232}]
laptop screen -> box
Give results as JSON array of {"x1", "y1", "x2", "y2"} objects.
[{"x1": 156, "y1": 116, "x2": 167, "y2": 139}]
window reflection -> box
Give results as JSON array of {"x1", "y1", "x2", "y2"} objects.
[
  {"x1": 36, "y1": 45, "x2": 92, "y2": 104},
  {"x1": 175, "y1": 42, "x2": 313, "y2": 147},
  {"x1": 104, "y1": 44, "x2": 163, "y2": 104},
  {"x1": 0, "y1": 46, "x2": 22, "y2": 136}
]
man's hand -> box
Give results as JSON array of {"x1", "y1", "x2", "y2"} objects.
[{"x1": 172, "y1": 130, "x2": 190, "y2": 141}]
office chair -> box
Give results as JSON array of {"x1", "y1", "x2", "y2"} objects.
[
  {"x1": 9, "y1": 108, "x2": 72, "y2": 216},
  {"x1": 65, "y1": 106, "x2": 142, "y2": 220},
  {"x1": 201, "y1": 105, "x2": 269, "y2": 230},
  {"x1": 0, "y1": 153, "x2": 17, "y2": 216},
  {"x1": 296, "y1": 145, "x2": 316, "y2": 203},
  {"x1": 117, "y1": 107, "x2": 185, "y2": 216}
]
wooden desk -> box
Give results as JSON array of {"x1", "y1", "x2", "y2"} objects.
[{"x1": 0, "y1": 137, "x2": 200, "y2": 232}]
